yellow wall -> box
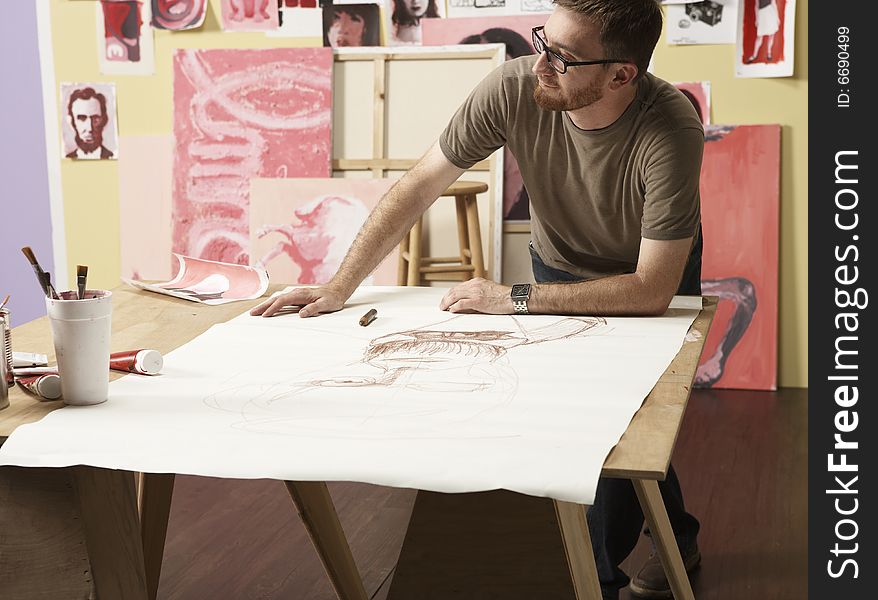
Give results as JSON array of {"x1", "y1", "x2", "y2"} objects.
[
  {"x1": 652, "y1": 1, "x2": 808, "y2": 388},
  {"x1": 47, "y1": 0, "x2": 808, "y2": 387}
]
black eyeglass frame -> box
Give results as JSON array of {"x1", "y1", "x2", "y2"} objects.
[{"x1": 531, "y1": 26, "x2": 630, "y2": 74}]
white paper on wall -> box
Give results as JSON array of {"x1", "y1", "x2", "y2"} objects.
[{"x1": 0, "y1": 287, "x2": 701, "y2": 504}]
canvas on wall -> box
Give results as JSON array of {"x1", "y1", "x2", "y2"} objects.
[
  {"x1": 151, "y1": 0, "x2": 208, "y2": 30},
  {"x1": 220, "y1": 0, "x2": 280, "y2": 31},
  {"x1": 696, "y1": 124, "x2": 780, "y2": 390},
  {"x1": 60, "y1": 82, "x2": 119, "y2": 160},
  {"x1": 172, "y1": 48, "x2": 333, "y2": 266},
  {"x1": 385, "y1": 0, "x2": 445, "y2": 46},
  {"x1": 736, "y1": 0, "x2": 796, "y2": 78},
  {"x1": 422, "y1": 14, "x2": 544, "y2": 221},
  {"x1": 674, "y1": 81, "x2": 711, "y2": 125},
  {"x1": 97, "y1": 0, "x2": 156, "y2": 75},
  {"x1": 323, "y1": 2, "x2": 382, "y2": 47},
  {"x1": 250, "y1": 178, "x2": 400, "y2": 285}
]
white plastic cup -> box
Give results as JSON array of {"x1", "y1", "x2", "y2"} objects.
[{"x1": 45, "y1": 290, "x2": 113, "y2": 406}]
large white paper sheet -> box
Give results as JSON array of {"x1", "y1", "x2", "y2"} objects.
[{"x1": 0, "y1": 288, "x2": 700, "y2": 504}]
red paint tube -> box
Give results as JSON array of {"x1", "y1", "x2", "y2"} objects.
[
  {"x1": 109, "y1": 349, "x2": 163, "y2": 375},
  {"x1": 18, "y1": 373, "x2": 62, "y2": 401}
]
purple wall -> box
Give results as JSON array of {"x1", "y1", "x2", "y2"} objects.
[{"x1": 0, "y1": 2, "x2": 55, "y2": 326}]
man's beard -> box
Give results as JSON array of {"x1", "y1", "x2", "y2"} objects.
[
  {"x1": 75, "y1": 133, "x2": 102, "y2": 154},
  {"x1": 533, "y1": 80, "x2": 604, "y2": 112}
]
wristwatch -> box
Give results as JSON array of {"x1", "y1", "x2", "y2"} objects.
[{"x1": 510, "y1": 283, "x2": 532, "y2": 315}]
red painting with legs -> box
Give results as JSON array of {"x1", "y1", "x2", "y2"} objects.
[{"x1": 696, "y1": 125, "x2": 780, "y2": 390}]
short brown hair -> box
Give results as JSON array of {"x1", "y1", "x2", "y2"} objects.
[
  {"x1": 553, "y1": 0, "x2": 662, "y2": 82},
  {"x1": 67, "y1": 87, "x2": 108, "y2": 124}
]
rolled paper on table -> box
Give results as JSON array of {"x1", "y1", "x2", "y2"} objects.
[
  {"x1": 109, "y1": 349, "x2": 163, "y2": 375},
  {"x1": 18, "y1": 373, "x2": 62, "y2": 401}
]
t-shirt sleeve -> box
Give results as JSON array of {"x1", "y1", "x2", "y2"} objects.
[
  {"x1": 439, "y1": 66, "x2": 509, "y2": 170},
  {"x1": 640, "y1": 127, "x2": 704, "y2": 240}
]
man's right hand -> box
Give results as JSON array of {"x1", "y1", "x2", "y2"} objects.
[{"x1": 250, "y1": 286, "x2": 348, "y2": 318}]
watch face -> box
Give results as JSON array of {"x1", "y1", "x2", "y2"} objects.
[{"x1": 511, "y1": 284, "x2": 531, "y2": 298}]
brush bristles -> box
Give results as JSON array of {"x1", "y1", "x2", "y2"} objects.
[
  {"x1": 21, "y1": 246, "x2": 38, "y2": 265},
  {"x1": 77, "y1": 265, "x2": 88, "y2": 276}
]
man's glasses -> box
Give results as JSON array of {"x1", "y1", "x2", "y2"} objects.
[{"x1": 531, "y1": 26, "x2": 630, "y2": 74}]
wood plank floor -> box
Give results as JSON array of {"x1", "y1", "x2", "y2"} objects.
[{"x1": 157, "y1": 387, "x2": 807, "y2": 600}]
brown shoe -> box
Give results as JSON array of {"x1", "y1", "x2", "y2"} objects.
[{"x1": 628, "y1": 547, "x2": 701, "y2": 599}]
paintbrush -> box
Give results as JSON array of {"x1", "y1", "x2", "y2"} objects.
[
  {"x1": 0, "y1": 295, "x2": 9, "y2": 310},
  {"x1": 77, "y1": 265, "x2": 88, "y2": 300},
  {"x1": 21, "y1": 246, "x2": 49, "y2": 297}
]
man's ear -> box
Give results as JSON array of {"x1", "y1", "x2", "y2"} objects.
[{"x1": 609, "y1": 63, "x2": 638, "y2": 89}]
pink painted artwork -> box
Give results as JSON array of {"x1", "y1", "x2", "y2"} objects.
[
  {"x1": 99, "y1": 0, "x2": 155, "y2": 75},
  {"x1": 119, "y1": 136, "x2": 174, "y2": 281},
  {"x1": 249, "y1": 178, "x2": 399, "y2": 285},
  {"x1": 423, "y1": 15, "x2": 543, "y2": 221},
  {"x1": 151, "y1": 0, "x2": 208, "y2": 30},
  {"x1": 125, "y1": 254, "x2": 270, "y2": 305},
  {"x1": 172, "y1": 48, "x2": 333, "y2": 266},
  {"x1": 60, "y1": 83, "x2": 119, "y2": 160},
  {"x1": 695, "y1": 125, "x2": 780, "y2": 390},
  {"x1": 673, "y1": 81, "x2": 711, "y2": 125},
  {"x1": 385, "y1": 0, "x2": 445, "y2": 46},
  {"x1": 220, "y1": 0, "x2": 280, "y2": 31}
]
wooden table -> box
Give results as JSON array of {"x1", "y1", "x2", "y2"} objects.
[{"x1": 0, "y1": 286, "x2": 715, "y2": 600}]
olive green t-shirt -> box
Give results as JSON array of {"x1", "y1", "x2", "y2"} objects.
[{"x1": 439, "y1": 56, "x2": 704, "y2": 280}]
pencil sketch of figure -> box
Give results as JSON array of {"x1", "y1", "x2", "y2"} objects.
[
  {"x1": 254, "y1": 195, "x2": 371, "y2": 284},
  {"x1": 61, "y1": 85, "x2": 118, "y2": 160},
  {"x1": 205, "y1": 315, "x2": 608, "y2": 438}
]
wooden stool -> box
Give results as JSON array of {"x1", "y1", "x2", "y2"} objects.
[{"x1": 398, "y1": 180, "x2": 488, "y2": 286}]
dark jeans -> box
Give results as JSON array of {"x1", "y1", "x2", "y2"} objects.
[{"x1": 528, "y1": 227, "x2": 702, "y2": 593}]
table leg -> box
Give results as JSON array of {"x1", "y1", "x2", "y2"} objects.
[
  {"x1": 632, "y1": 479, "x2": 695, "y2": 600},
  {"x1": 553, "y1": 500, "x2": 603, "y2": 600},
  {"x1": 74, "y1": 466, "x2": 148, "y2": 600},
  {"x1": 139, "y1": 472, "x2": 175, "y2": 600},
  {"x1": 285, "y1": 481, "x2": 368, "y2": 600}
]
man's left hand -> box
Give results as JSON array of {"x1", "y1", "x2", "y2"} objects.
[{"x1": 439, "y1": 278, "x2": 513, "y2": 314}]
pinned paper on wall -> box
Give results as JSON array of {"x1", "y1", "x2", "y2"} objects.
[
  {"x1": 696, "y1": 125, "x2": 780, "y2": 390},
  {"x1": 674, "y1": 81, "x2": 711, "y2": 125},
  {"x1": 323, "y1": 3, "x2": 382, "y2": 47},
  {"x1": 220, "y1": 0, "x2": 280, "y2": 31},
  {"x1": 97, "y1": 0, "x2": 156, "y2": 75},
  {"x1": 423, "y1": 14, "x2": 544, "y2": 220},
  {"x1": 119, "y1": 136, "x2": 174, "y2": 281},
  {"x1": 249, "y1": 178, "x2": 400, "y2": 285},
  {"x1": 665, "y1": 0, "x2": 737, "y2": 45},
  {"x1": 736, "y1": 0, "x2": 796, "y2": 78},
  {"x1": 0, "y1": 287, "x2": 702, "y2": 506},
  {"x1": 151, "y1": 0, "x2": 208, "y2": 30},
  {"x1": 268, "y1": 1, "x2": 324, "y2": 39},
  {"x1": 172, "y1": 48, "x2": 333, "y2": 265},
  {"x1": 125, "y1": 254, "x2": 269, "y2": 304},
  {"x1": 60, "y1": 83, "x2": 119, "y2": 160},
  {"x1": 385, "y1": 0, "x2": 444, "y2": 46}
]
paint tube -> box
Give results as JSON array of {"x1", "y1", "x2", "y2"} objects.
[
  {"x1": 109, "y1": 349, "x2": 163, "y2": 375},
  {"x1": 17, "y1": 373, "x2": 62, "y2": 401}
]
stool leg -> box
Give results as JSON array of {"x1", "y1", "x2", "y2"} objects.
[
  {"x1": 397, "y1": 229, "x2": 410, "y2": 286},
  {"x1": 407, "y1": 218, "x2": 423, "y2": 286},
  {"x1": 455, "y1": 197, "x2": 472, "y2": 271},
  {"x1": 464, "y1": 195, "x2": 486, "y2": 279}
]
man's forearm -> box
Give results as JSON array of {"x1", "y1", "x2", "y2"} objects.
[
  {"x1": 529, "y1": 273, "x2": 675, "y2": 317},
  {"x1": 328, "y1": 143, "x2": 464, "y2": 296}
]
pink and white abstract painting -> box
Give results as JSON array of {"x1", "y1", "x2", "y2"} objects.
[
  {"x1": 249, "y1": 178, "x2": 399, "y2": 285},
  {"x1": 172, "y1": 48, "x2": 333, "y2": 265}
]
